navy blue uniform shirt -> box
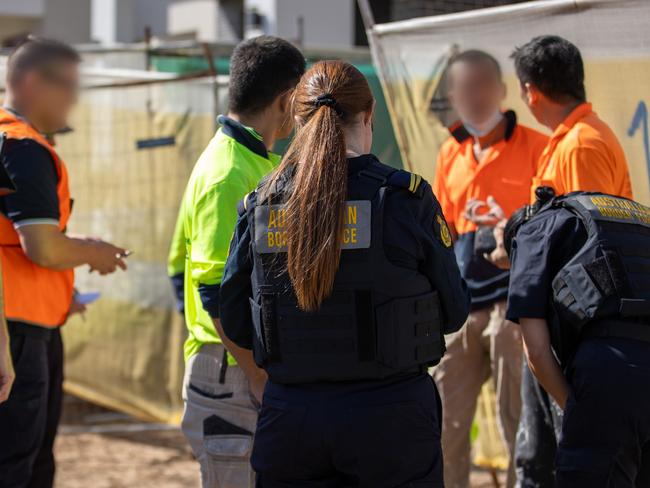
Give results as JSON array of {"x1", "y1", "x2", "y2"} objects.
[
  {"x1": 506, "y1": 208, "x2": 587, "y2": 323},
  {"x1": 219, "y1": 154, "x2": 471, "y2": 350}
]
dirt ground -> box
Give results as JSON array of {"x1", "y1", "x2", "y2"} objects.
[{"x1": 54, "y1": 396, "x2": 505, "y2": 488}]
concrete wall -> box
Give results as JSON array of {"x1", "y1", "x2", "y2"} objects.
[
  {"x1": 168, "y1": 0, "x2": 242, "y2": 42},
  {"x1": 275, "y1": 0, "x2": 354, "y2": 47},
  {"x1": 43, "y1": 0, "x2": 92, "y2": 43}
]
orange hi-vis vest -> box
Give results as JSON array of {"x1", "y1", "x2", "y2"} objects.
[{"x1": 0, "y1": 109, "x2": 74, "y2": 327}]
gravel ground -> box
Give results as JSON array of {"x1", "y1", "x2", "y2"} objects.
[{"x1": 54, "y1": 397, "x2": 505, "y2": 488}]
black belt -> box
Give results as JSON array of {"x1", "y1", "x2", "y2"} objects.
[
  {"x1": 583, "y1": 319, "x2": 650, "y2": 344},
  {"x1": 7, "y1": 321, "x2": 56, "y2": 341}
]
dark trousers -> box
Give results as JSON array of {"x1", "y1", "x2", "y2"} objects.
[
  {"x1": 515, "y1": 361, "x2": 562, "y2": 488},
  {"x1": 556, "y1": 337, "x2": 650, "y2": 487},
  {"x1": 0, "y1": 322, "x2": 64, "y2": 488},
  {"x1": 253, "y1": 373, "x2": 443, "y2": 488}
]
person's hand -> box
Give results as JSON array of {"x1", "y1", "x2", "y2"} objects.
[
  {"x1": 68, "y1": 299, "x2": 87, "y2": 318},
  {"x1": 248, "y1": 370, "x2": 268, "y2": 409},
  {"x1": 86, "y1": 239, "x2": 129, "y2": 275},
  {"x1": 0, "y1": 339, "x2": 15, "y2": 403},
  {"x1": 465, "y1": 196, "x2": 505, "y2": 226},
  {"x1": 483, "y1": 220, "x2": 510, "y2": 269}
]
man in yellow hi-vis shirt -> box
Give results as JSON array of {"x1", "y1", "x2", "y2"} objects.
[{"x1": 168, "y1": 36, "x2": 304, "y2": 487}]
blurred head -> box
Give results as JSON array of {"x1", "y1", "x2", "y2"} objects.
[
  {"x1": 6, "y1": 36, "x2": 80, "y2": 133},
  {"x1": 229, "y1": 36, "x2": 305, "y2": 140},
  {"x1": 511, "y1": 36, "x2": 586, "y2": 126},
  {"x1": 269, "y1": 60, "x2": 374, "y2": 311},
  {"x1": 447, "y1": 50, "x2": 506, "y2": 136}
]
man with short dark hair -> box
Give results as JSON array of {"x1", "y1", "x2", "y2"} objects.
[
  {"x1": 0, "y1": 37, "x2": 128, "y2": 487},
  {"x1": 512, "y1": 35, "x2": 632, "y2": 200},
  {"x1": 168, "y1": 35, "x2": 305, "y2": 487},
  {"x1": 432, "y1": 49, "x2": 547, "y2": 488},
  {"x1": 500, "y1": 35, "x2": 633, "y2": 487}
]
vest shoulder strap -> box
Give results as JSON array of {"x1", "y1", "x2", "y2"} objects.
[
  {"x1": 357, "y1": 162, "x2": 425, "y2": 198},
  {"x1": 557, "y1": 193, "x2": 650, "y2": 241},
  {"x1": 386, "y1": 170, "x2": 425, "y2": 197}
]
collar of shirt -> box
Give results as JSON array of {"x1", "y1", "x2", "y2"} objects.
[
  {"x1": 2, "y1": 105, "x2": 30, "y2": 126},
  {"x1": 449, "y1": 110, "x2": 517, "y2": 145},
  {"x1": 549, "y1": 102, "x2": 594, "y2": 142},
  {"x1": 347, "y1": 153, "x2": 374, "y2": 176},
  {"x1": 217, "y1": 114, "x2": 278, "y2": 161}
]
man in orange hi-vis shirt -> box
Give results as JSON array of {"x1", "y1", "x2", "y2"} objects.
[
  {"x1": 432, "y1": 50, "x2": 547, "y2": 488},
  {"x1": 489, "y1": 35, "x2": 633, "y2": 488}
]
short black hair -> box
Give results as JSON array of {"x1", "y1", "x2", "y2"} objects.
[
  {"x1": 229, "y1": 36, "x2": 305, "y2": 115},
  {"x1": 7, "y1": 36, "x2": 80, "y2": 87},
  {"x1": 511, "y1": 35, "x2": 586, "y2": 103},
  {"x1": 449, "y1": 49, "x2": 502, "y2": 79}
]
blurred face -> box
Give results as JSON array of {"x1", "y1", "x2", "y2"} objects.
[
  {"x1": 448, "y1": 60, "x2": 506, "y2": 127},
  {"x1": 22, "y1": 60, "x2": 79, "y2": 133}
]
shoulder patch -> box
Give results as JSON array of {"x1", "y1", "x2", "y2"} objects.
[
  {"x1": 387, "y1": 170, "x2": 424, "y2": 197},
  {"x1": 434, "y1": 213, "x2": 453, "y2": 248}
]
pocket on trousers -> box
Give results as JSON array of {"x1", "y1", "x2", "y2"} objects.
[
  {"x1": 182, "y1": 377, "x2": 258, "y2": 462},
  {"x1": 555, "y1": 446, "x2": 616, "y2": 487},
  {"x1": 348, "y1": 401, "x2": 441, "y2": 486},
  {"x1": 10, "y1": 336, "x2": 47, "y2": 390},
  {"x1": 250, "y1": 397, "x2": 306, "y2": 476},
  {"x1": 201, "y1": 419, "x2": 255, "y2": 488}
]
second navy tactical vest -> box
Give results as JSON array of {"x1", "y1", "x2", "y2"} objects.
[
  {"x1": 548, "y1": 192, "x2": 650, "y2": 361},
  {"x1": 246, "y1": 161, "x2": 445, "y2": 384}
]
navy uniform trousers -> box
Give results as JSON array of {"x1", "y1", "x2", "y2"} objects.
[
  {"x1": 517, "y1": 337, "x2": 650, "y2": 488},
  {"x1": 554, "y1": 337, "x2": 650, "y2": 487},
  {"x1": 251, "y1": 373, "x2": 443, "y2": 488}
]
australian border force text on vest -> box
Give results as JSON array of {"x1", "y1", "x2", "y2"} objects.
[{"x1": 255, "y1": 200, "x2": 371, "y2": 254}]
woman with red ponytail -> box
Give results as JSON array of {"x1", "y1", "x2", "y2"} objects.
[{"x1": 220, "y1": 60, "x2": 470, "y2": 487}]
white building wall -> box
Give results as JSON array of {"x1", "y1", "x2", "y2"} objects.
[
  {"x1": 167, "y1": 0, "x2": 241, "y2": 42},
  {"x1": 168, "y1": 0, "x2": 218, "y2": 41},
  {"x1": 275, "y1": 0, "x2": 354, "y2": 48},
  {"x1": 245, "y1": 0, "x2": 354, "y2": 48}
]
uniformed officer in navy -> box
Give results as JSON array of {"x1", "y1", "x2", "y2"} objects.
[
  {"x1": 505, "y1": 187, "x2": 650, "y2": 487},
  {"x1": 218, "y1": 60, "x2": 471, "y2": 487}
]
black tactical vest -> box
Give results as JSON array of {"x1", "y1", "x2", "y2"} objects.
[
  {"x1": 548, "y1": 192, "x2": 650, "y2": 360},
  {"x1": 245, "y1": 162, "x2": 445, "y2": 384}
]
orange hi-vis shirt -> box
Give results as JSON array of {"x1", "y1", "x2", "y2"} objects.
[
  {"x1": 433, "y1": 111, "x2": 547, "y2": 308},
  {"x1": 434, "y1": 111, "x2": 548, "y2": 235},
  {"x1": 532, "y1": 102, "x2": 633, "y2": 202}
]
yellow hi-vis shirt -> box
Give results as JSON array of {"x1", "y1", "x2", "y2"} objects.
[{"x1": 171, "y1": 115, "x2": 280, "y2": 361}]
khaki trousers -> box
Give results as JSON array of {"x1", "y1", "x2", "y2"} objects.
[
  {"x1": 182, "y1": 344, "x2": 258, "y2": 488},
  {"x1": 433, "y1": 301, "x2": 522, "y2": 488}
]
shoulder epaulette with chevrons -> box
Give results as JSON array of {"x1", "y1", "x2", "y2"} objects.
[{"x1": 386, "y1": 169, "x2": 425, "y2": 197}]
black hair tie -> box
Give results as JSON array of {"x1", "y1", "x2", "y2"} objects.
[{"x1": 312, "y1": 93, "x2": 344, "y2": 116}]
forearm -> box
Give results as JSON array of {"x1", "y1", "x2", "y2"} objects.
[
  {"x1": 212, "y1": 318, "x2": 266, "y2": 381},
  {"x1": 19, "y1": 227, "x2": 101, "y2": 270},
  {"x1": 520, "y1": 318, "x2": 570, "y2": 408}
]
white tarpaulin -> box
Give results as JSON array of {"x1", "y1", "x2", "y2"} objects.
[
  {"x1": 368, "y1": 0, "x2": 650, "y2": 204},
  {"x1": 367, "y1": 0, "x2": 650, "y2": 469}
]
